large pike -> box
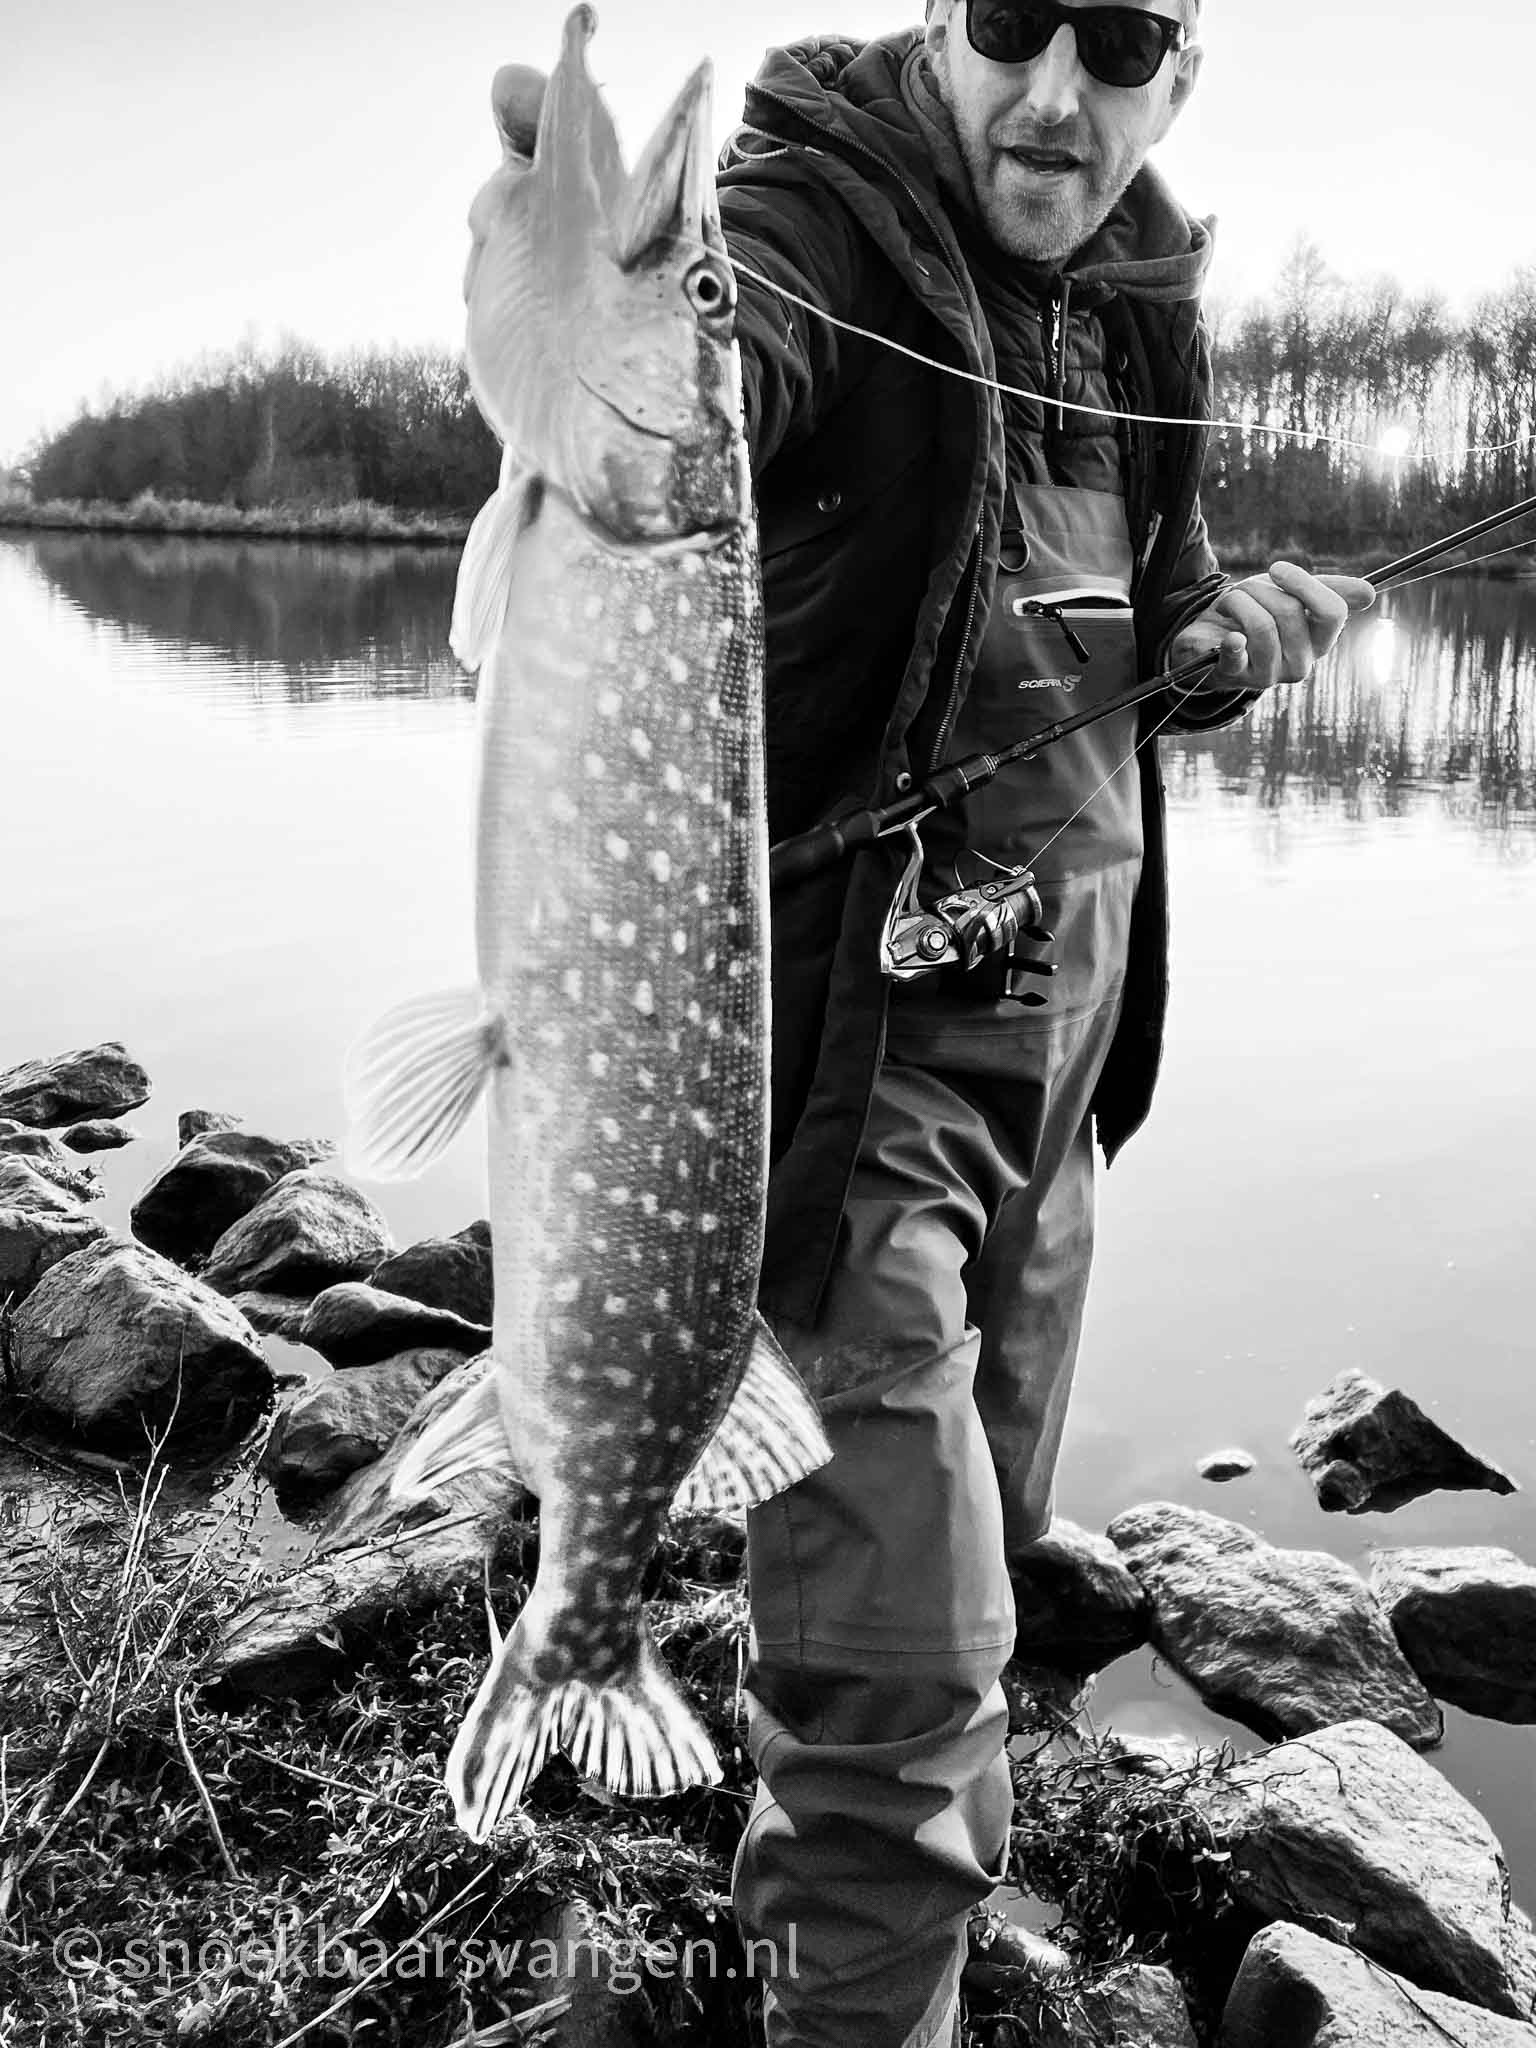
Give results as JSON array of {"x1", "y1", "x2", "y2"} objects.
[{"x1": 345, "y1": 7, "x2": 830, "y2": 1840}]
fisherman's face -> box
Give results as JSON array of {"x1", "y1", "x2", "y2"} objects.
[{"x1": 927, "y1": 0, "x2": 1202, "y2": 262}]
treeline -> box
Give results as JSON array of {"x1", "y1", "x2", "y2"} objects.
[
  {"x1": 21, "y1": 341, "x2": 498, "y2": 519},
  {"x1": 1202, "y1": 247, "x2": 1536, "y2": 557},
  {"x1": 12, "y1": 252, "x2": 1536, "y2": 558}
]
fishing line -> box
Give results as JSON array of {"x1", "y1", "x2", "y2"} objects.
[
  {"x1": 1017, "y1": 678, "x2": 1208, "y2": 874},
  {"x1": 731, "y1": 254, "x2": 1536, "y2": 465}
]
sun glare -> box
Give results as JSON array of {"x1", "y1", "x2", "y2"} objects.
[{"x1": 1378, "y1": 425, "x2": 1414, "y2": 461}]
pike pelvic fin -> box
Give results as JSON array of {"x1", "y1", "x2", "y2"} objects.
[
  {"x1": 390, "y1": 1364, "x2": 523, "y2": 1504},
  {"x1": 447, "y1": 1606, "x2": 720, "y2": 1838},
  {"x1": 344, "y1": 986, "x2": 506, "y2": 1180},
  {"x1": 671, "y1": 1313, "x2": 832, "y2": 1517},
  {"x1": 450, "y1": 458, "x2": 538, "y2": 672}
]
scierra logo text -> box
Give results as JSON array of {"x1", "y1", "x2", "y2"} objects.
[{"x1": 1016, "y1": 674, "x2": 1081, "y2": 691}]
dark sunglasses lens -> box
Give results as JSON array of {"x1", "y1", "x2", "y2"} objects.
[
  {"x1": 968, "y1": 1, "x2": 1057, "y2": 66},
  {"x1": 1076, "y1": 11, "x2": 1169, "y2": 84}
]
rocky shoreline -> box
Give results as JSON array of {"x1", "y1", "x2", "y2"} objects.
[{"x1": 3, "y1": 1039, "x2": 1536, "y2": 2046}]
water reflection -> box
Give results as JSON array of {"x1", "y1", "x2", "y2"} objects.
[
  {"x1": 14, "y1": 530, "x2": 466, "y2": 701},
  {"x1": 1168, "y1": 575, "x2": 1536, "y2": 828}
]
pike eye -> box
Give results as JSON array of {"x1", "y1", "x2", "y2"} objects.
[{"x1": 684, "y1": 259, "x2": 735, "y2": 320}]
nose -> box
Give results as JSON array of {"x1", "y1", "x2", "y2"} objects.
[{"x1": 1021, "y1": 23, "x2": 1085, "y2": 124}]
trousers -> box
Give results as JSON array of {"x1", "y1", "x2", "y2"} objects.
[{"x1": 733, "y1": 978, "x2": 1123, "y2": 2048}]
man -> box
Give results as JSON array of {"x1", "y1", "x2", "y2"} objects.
[
  {"x1": 716, "y1": 5, "x2": 1372, "y2": 2046},
  {"x1": 492, "y1": 5, "x2": 1369, "y2": 2042}
]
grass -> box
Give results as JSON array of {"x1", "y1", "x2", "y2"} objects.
[
  {"x1": 0, "y1": 492, "x2": 470, "y2": 546},
  {"x1": 0, "y1": 1427, "x2": 1280, "y2": 2048}
]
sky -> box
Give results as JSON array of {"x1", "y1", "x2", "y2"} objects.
[{"x1": 4, "y1": 0, "x2": 1535, "y2": 466}]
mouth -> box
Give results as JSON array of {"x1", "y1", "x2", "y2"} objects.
[{"x1": 1004, "y1": 146, "x2": 1085, "y2": 178}]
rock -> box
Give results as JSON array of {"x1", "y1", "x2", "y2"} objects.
[
  {"x1": 131, "y1": 1130, "x2": 337, "y2": 1264},
  {"x1": 177, "y1": 1109, "x2": 243, "y2": 1147},
  {"x1": 1038, "y1": 1966, "x2": 1199, "y2": 2048},
  {"x1": 62, "y1": 1120, "x2": 141, "y2": 1153},
  {"x1": 370, "y1": 1220, "x2": 493, "y2": 1325},
  {"x1": 297, "y1": 1281, "x2": 491, "y2": 1368},
  {"x1": 316, "y1": 1351, "x2": 515, "y2": 1551},
  {"x1": 1200, "y1": 1448, "x2": 1257, "y2": 1483},
  {"x1": 0, "y1": 1154, "x2": 93, "y2": 1215},
  {"x1": 0, "y1": 1141, "x2": 102, "y2": 1206},
  {"x1": 201, "y1": 1171, "x2": 392, "y2": 1299},
  {"x1": 1222, "y1": 1922, "x2": 1536, "y2": 2046},
  {"x1": 0, "y1": 1207, "x2": 111, "y2": 1305},
  {"x1": 208, "y1": 1505, "x2": 504, "y2": 1702},
  {"x1": 1107, "y1": 1503, "x2": 1442, "y2": 1749},
  {"x1": 260, "y1": 1349, "x2": 470, "y2": 1492},
  {"x1": 0, "y1": 1043, "x2": 151, "y2": 1128},
  {"x1": 965, "y1": 1911, "x2": 1073, "y2": 1997},
  {"x1": 1371, "y1": 1547, "x2": 1536, "y2": 1723},
  {"x1": 11, "y1": 1238, "x2": 272, "y2": 1448},
  {"x1": 1290, "y1": 1369, "x2": 1517, "y2": 1515},
  {"x1": 229, "y1": 1292, "x2": 313, "y2": 1343},
  {"x1": 1189, "y1": 1719, "x2": 1533, "y2": 2020},
  {"x1": 1010, "y1": 1517, "x2": 1152, "y2": 1674}
]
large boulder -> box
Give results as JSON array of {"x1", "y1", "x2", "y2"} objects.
[
  {"x1": 1009, "y1": 1517, "x2": 1151, "y2": 1674},
  {"x1": 201, "y1": 1170, "x2": 392, "y2": 1299},
  {"x1": 1371, "y1": 1547, "x2": 1536, "y2": 1723},
  {"x1": 10, "y1": 1237, "x2": 272, "y2": 1448},
  {"x1": 0, "y1": 1207, "x2": 111, "y2": 1305},
  {"x1": 1189, "y1": 1720, "x2": 1535, "y2": 2020},
  {"x1": 131, "y1": 1130, "x2": 336, "y2": 1264},
  {"x1": 0, "y1": 1043, "x2": 151, "y2": 1128},
  {"x1": 1222, "y1": 1922, "x2": 1536, "y2": 2045},
  {"x1": 0, "y1": 1152, "x2": 98, "y2": 1212},
  {"x1": 370, "y1": 1220, "x2": 494, "y2": 1325},
  {"x1": 1, "y1": 1126, "x2": 106, "y2": 1196},
  {"x1": 1106, "y1": 1502, "x2": 1442, "y2": 1748},
  {"x1": 62, "y1": 1120, "x2": 141, "y2": 1153},
  {"x1": 177, "y1": 1109, "x2": 243, "y2": 1147},
  {"x1": 260, "y1": 1349, "x2": 470, "y2": 1492},
  {"x1": 1290, "y1": 1369, "x2": 1517, "y2": 1514},
  {"x1": 298, "y1": 1281, "x2": 490, "y2": 1368}
]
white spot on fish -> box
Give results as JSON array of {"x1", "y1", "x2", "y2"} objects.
[
  {"x1": 536, "y1": 1024, "x2": 564, "y2": 1048},
  {"x1": 685, "y1": 1001, "x2": 703, "y2": 1025},
  {"x1": 604, "y1": 1368, "x2": 636, "y2": 1388},
  {"x1": 572, "y1": 1171, "x2": 597, "y2": 1194},
  {"x1": 677, "y1": 593, "x2": 693, "y2": 618},
  {"x1": 553, "y1": 1278, "x2": 581, "y2": 1304},
  {"x1": 630, "y1": 728, "x2": 653, "y2": 762},
  {"x1": 672, "y1": 813, "x2": 692, "y2": 837},
  {"x1": 598, "y1": 689, "x2": 621, "y2": 717},
  {"x1": 608, "y1": 1187, "x2": 631, "y2": 1206},
  {"x1": 679, "y1": 710, "x2": 695, "y2": 734},
  {"x1": 588, "y1": 1052, "x2": 610, "y2": 1079},
  {"x1": 633, "y1": 981, "x2": 655, "y2": 1015},
  {"x1": 647, "y1": 850, "x2": 671, "y2": 883},
  {"x1": 700, "y1": 1213, "x2": 721, "y2": 1234},
  {"x1": 599, "y1": 1118, "x2": 621, "y2": 1143},
  {"x1": 695, "y1": 884, "x2": 711, "y2": 905},
  {"x1": 653, "y1": 1289, "x2": 671, "y2": 1311},
  {"x1": 636, "y1": 1066, "x2": 656, "y2": 1092},
  {"x1": 663, "y1": 765, "x2": 684, "y2": 794},
  {"x1": 634, "y1": 603, "x2": 656, "y2": 635},
  {"x1": 605, "y1": 831, "x2": 630, "y2": 862},
  {"x1": 665, "y1": 1209, "x2": 687, "y2": 1230},
  {"x1": 562, "y1": 969, "x2": 583, "y2": 1004},
  {"x1": 681, "y1": 554, "x2": 702, "y2": 579},
  {"x1": 672, "y1": 931, "x2": 689, "y2": 957},
  {"x1": 603, "y1": 1295, "x2": 627, "y2": 1316},
  {"x1": 728, "y1": 959, "x2": 746, "y2": 980},
  {"x1": 617, "y1": 921, "x2": 637, "y2": 948},
  {"x1": 640, "y1": 1193, "x2": 658, "y2": 1217},
  {"x1": 667, "y1": 655, "x2": 689, "y2": 684},
  {"x1": 705, "y1": 694, "x2": 723, "y2": 721},
  {"x1": 590, "y1": 912, "x2": 613, "y2": 941},
  {"x1": 590, "y1": 1235, "x2": 609, "y2": 1254},
  {"x1": 584, "y1": 753, "x2": 607, "y2": 779},
  {"x1": 690, "y1": 1107, "x2": 715, "y2": 1137},
  {"x1": 552, "y1": 792, "x2": 579, "y2": 822}
]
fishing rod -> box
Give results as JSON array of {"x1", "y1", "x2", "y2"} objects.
[{"x1": 768, "y1": 489, "x2": 1536, "y2": 895}]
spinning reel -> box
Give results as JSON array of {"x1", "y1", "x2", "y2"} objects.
[{"x1": 878, "y1": 825, "x2": 1058, "y2": 1006}]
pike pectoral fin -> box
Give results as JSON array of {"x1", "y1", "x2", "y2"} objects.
[
  {"x1": 344, "y1": 987, "x2": 506, "y2": 1180},
  {"x1": 672, "y1": 1313, "x2": 833, "y2": 1517},
  {"x1": 447, "y1": 1610, "x2": 720, "y2": 1839},
  {"x1": 450, "y1": 459, "x2": 538, "y2": 672},
  {"x1": 390, "y1": 1365, "x2": 524, "y2": 1504}
]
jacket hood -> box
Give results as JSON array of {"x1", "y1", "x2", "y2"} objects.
[{"x1": 742, "y1": 30, "x2": 1214, "y2": 305}]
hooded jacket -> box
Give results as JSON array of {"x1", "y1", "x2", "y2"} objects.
[{"x1": 719, "y1": 31, "x2": 1259, "y2": 1324}]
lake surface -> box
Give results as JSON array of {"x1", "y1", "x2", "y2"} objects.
[{"x1": 3, "y1": 530, "x2": 1535, "y2": 1892}]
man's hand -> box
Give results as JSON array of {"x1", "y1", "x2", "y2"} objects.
[{"x1": 1169, "y1": 561, "x2": 1376, "y2": 690}]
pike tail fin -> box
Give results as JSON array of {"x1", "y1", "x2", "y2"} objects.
[
  {"x1": 344, "y1": 987, "x2": 506, "y2": 1180},
  {"x1": 447, "y1": 1605, "x2": 719, "y2": 1839}
]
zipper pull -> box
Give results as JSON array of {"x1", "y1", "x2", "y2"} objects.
[{"x1": 1015, "y1": 599, "x2": 1091, "y2": 664}]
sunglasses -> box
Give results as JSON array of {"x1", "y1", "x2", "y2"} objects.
[{"x1": 966, "y1": 0, "x2": 1185, "y2": 88}]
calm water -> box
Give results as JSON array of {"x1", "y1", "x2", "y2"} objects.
[{"x1": 3, "y1": 530, "x2": 1535, "y2": 1891}]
